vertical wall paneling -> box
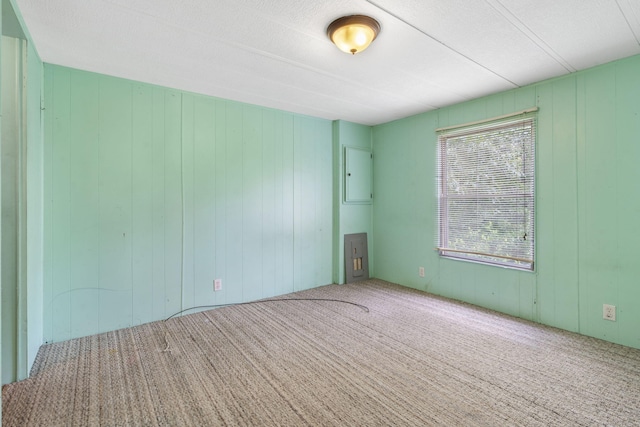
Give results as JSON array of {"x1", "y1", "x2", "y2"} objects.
[
  {"x1": 280, "y1": 113, "x2": 295, "y2": 295},
  {"x1": 293, "y1": 117, "x2": 314, "y2": 291},
  {"x1": 575, "y1": 58, "x2": 640, "y2": 347},
  {"x1": 43, "y1": 66, "x2": 334, "y2": 342},
  {"x1": 25, "y1": 40, "x2": 43, "y2": 373},
  {"x1": 372, "y1": 55, "x2": 640, "y2": 349},
  {"x1": 150, "y1": 88, "x2": 167, "y2": 321},
  {"x1": 331, "y1": 123, "x2": 340, "y2": 284},
  {"x1": 410, "y1": 114, "x2": 437, "y2": 295},
  {"x1": 311, "y1": 118, "x2": 332, "y2": 288},
  {"x1": 68, "y1": 70, "x2": 99, "y2": 338},
  {"x1": 312, "y1": 120, "x2": 322, "y2": 287},
  {"x1": 131, "y1": 83, "x2": 154, "y2": 326},
  {"x1": 41, "y1": 55, "x2": 640, "y2": 350},
  {"x1": 191, "y1": 96, "x2": 216, "y2": 308},
  {"x1": 181, "y1": 94, "x2": 195, "y2": 311},
  {"x1": 261, "y1": 109, "x2": 276, "y2": 298},
  {"x1": 579, "y1": 66, "x2": 619, "y2": 343},
  {"x1": 292, "y1": 117, "x2": 303, "y2": 290},
  {"x1": 97, "y1": 76, "x2": 134, "y2": 334},
  {"x1": 332, "y1": 121, "x2": 373, "y2": 285},
  {"x1": 549, "y1": 78, "x2": 579, "y2": 331},
  {"x1": 614, "y1": 58, "x2": 640, "y2": 347},
  {"x1": 371, "y1": 120, "x2": 411, "y2": 287},
  {"x1": 162, "y1": 91, "x2": 183, "y2": 319},
  {"x1": 315, "y1": 120, "x2": 332, "y2": 285},
  {"x1": 224, "y1": 102, "x2": 243, "y2": 303},
  {"x1": 317, "y1": 118, "x2": 333, "y2": 287},
  {"x1": 0, "y1": 0, "x2": 46, "y2": 394},
  {"x1": 242, "y1": 105, "x2": 263, "y2": 301},
  {"x1": 535, "y1": 81, "x2": 556, "y2": 325},
  {"x1": 1, "y1": 3, "x2": 3, "y2": 411},
  {"x1": 214, "y1": 100, "x2": 227, "y2": 305},
  {"x1": 49, "y1": 66, "x2": 71, "y2": 342},
  {"x1": 575, "y1": 71, "x2": 589, "y2": 335},
  {"x1": 42, "y1": 61, "x2": 52, "y2": 342},
  {"x1": 1, "y1": 36, "x2": 22, "y2": 383},
  {"x1": 271, "y1": 110, "x2": 286, "y2": 296}
]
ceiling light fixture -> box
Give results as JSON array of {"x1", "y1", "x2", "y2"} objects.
[{"x1": 327, "y1": 15, "x2": 380, "y2": 55}]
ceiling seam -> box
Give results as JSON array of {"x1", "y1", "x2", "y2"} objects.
[
  {"x1": 183, "y1": 76, "x2": 401, "y2": 123},
  {"x1": 101, "y1": 0, "x2": 437, "y2": 111},
  {"x1": 485, "y1": 0, "x2": 576, "y2": 73},
  {"x1": 614, "y1": 0, "x2": 640, "y2": 45},
  {"x1": 364, "y1": 0, "x2": 519, "y2": 88}
]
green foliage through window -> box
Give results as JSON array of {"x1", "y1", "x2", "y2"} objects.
[{"x1": 437, "y1": 114, "x2": 535, "y2": 270}]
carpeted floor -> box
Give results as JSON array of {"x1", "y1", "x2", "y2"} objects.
[{"x1": 3, "y1": 279, "x2": 640, "y2": 426}]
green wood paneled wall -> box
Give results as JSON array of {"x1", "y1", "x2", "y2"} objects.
[
  {"x1": 25, "y1": 39, "x2": 43, "y2": 376},
  {"x1": 43, "y1": 65, "x2": 333, "y2": 343},
  {"x1": 0, "y1": 9, "x2": 3, "y2": 418},
  {"x1": 1, "y1": 0, "x2": 45, "y2": 393},
  {"x1": 1, "y1": 36, "x2": 20, "y2": 385},
  {"x1": 372, "y1": 54, "x2": 640, "y2": 350},
  {"x1": 332, "y1": 121, "x2": 373, "y2": 284},
  {"x1": 1, "y1": 33, "x2": 42, "y2": 385}
]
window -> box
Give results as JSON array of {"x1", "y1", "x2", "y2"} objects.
[{"x1": 437, "y1": 111, "x2": 536, "y2": 270}]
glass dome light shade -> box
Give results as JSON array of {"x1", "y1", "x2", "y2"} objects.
[{"x1": 327, "y1": 15, "x2": 380, "y2": 55}]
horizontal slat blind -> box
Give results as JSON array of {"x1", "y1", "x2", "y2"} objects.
[{"x1": 437, "y1": 114, "x2": 535, "y2": 270}]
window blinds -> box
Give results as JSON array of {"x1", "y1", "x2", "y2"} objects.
[{"x1": 437, "y1": 112, "x2": 536, "y2": 270}]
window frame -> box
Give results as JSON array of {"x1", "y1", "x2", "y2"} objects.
[{"x1": 436, "y1": 110, "x2": 537, "y2": 271}]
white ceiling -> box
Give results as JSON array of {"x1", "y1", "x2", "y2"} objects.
[{"x1": 15, "y1": 0, "x2": 640, "y2": 125}]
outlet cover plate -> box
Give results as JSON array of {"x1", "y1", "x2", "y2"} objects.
[
  {"x1": 419, "y1": 267, "x2": 425, "y2": 277},
  {"x1": 603, "y1": 304, "x2": 616, "y2": 321},
  {"x1": 214, "y1": 279, "x2": 222, "y2": 291}
]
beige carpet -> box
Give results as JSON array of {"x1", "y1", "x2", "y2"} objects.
[{"x1": 3, "y1": 279, "x2": 640, "y2": 426}]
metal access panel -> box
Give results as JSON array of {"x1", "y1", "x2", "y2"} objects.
[{"x1": 345, "y1": 233, "x2": 369, "y2": 283}]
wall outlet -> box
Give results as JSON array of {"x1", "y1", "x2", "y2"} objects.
[
  {"x1": 214, "y1": 279, "x2": 222, "y2": 291},
  {"x1": 603, "y1": 304, "x2": 616, "y2": 321},
  {"x1": 419, "y1": 267, "x2": 425, "y2": 277}
]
